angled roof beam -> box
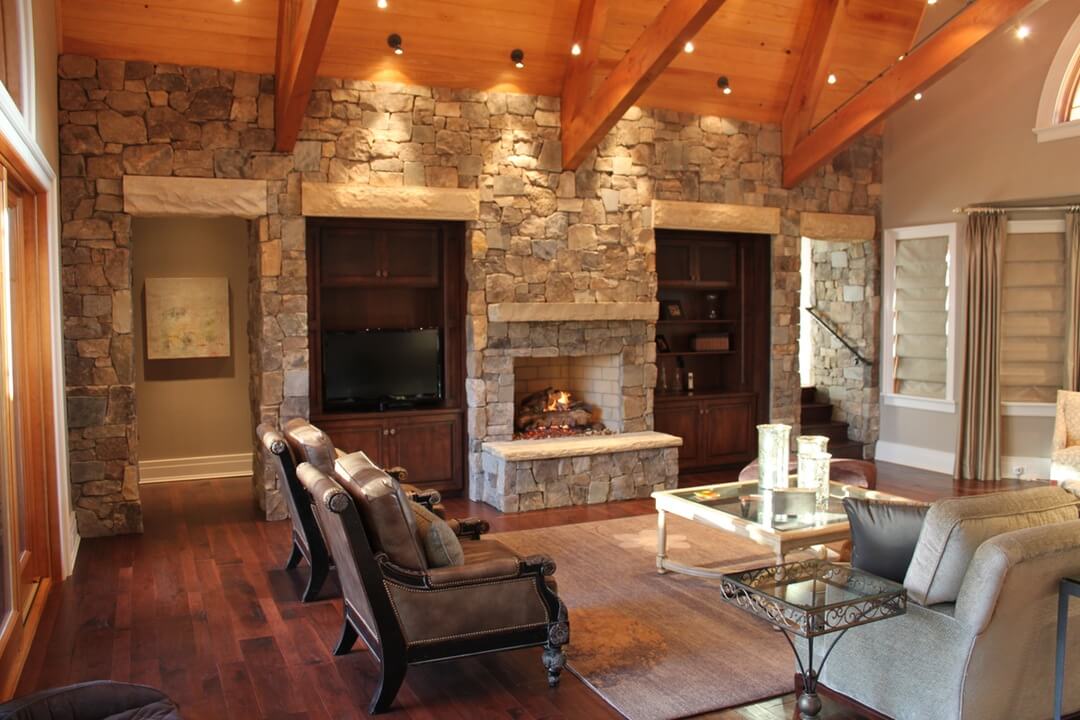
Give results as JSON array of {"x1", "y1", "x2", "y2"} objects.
[
  {"x1": 562, "y1": 0, "x2": 727, "y2": 169},
  {"x1": 275, "y1": 0, "x2": 340, "y2": 152},
  {"x1": 782, "y1": 0, "x2": 1046, "y2": 188},
  {"x1": 781, "y1": 0, "x2": 843, "y2": 158},
  {"x1": 562, "y1": 0, "x2": 610, "y2": 127}
]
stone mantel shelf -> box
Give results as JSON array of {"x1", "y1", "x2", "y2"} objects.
[
  {"x1": 483, "y1": 431, "x2": 683, "y2": 462},
  {"x1": 487, "y1": 302, "x2": 659, "y2": 323}
]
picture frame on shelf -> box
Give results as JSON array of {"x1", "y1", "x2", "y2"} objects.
[
  {"x1": 656, "y1": 334, "x2": 670, "y2": 353},
  {"x1": 661, "y1": 300, "x2": 683, "y2": 320}
]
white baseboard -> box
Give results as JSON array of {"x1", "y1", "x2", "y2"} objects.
[
  {"x1": 139, "y1": 452, "x2": 253, "y2": 484},
  {"x1": 1001, "y1": 455, "x2": 1052, "y2": 480},
  {"x1": 874, "y1": 441, "x2": 955, "y2": 475}
]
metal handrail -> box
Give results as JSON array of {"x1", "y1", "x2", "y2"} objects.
[{"x1": 803, "y1": 307, "x2": 872, "y2": 366}]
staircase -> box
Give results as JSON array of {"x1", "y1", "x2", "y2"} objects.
[{"x1": 800, "y1": 387, "x2": 864, "y2": 459}]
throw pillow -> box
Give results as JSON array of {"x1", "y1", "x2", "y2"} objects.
[
  {"x1": 843, "y1": 497, "x2": 929, "y2": 583},
  {"x1": 409, "y1": 501, "x2": 465, "y2": 568}
]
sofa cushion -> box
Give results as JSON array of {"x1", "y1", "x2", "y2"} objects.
[
  {"x1": 843, "y1": 497, "x2": 929, "y2": 583},
  {"x1": 282, "y1": 418, "x2": 337, "y2": 474},
  {"x1": 904, "y1": 486, "x2": 1079, "y2": 605},
  {"x1": 409, "y1": 501, "x2": 464, "y2": 567},
  {"x1": 333, "y1": 451, "x2": 428, "y2": 572}
]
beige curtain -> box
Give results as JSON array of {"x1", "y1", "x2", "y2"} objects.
[
  {"x1": 956, "y1": 211, "x2": 1006, "y2": 481},
  {"x1": 1066, "y1": 211, "x2": 1080, "y2": 391}
]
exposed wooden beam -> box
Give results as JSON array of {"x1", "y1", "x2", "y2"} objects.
[
  {"x1": 781, "y1": 0, "x2": 843, "y2": 158},
  {"x1": 561, "y1": 0, "x2": 609, "y2": 128},
  {"x1": 274, "y1": 0, "x2": 340, "y2": 152},
  {"x1": 561, "y1": 0, "x2": 726, "y2": 169},
  {"x1": 782, "y1": 0, "x2": 1045, "y2": 188}
]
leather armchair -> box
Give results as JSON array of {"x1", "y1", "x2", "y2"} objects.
[
  {"x1": 297, "y1": 453, "x2": 568, "y2": 714},
  {"x1": 0, "y1": 681, "x2": 181, "y2": 719}
]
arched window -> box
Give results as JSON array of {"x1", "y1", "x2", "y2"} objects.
[{"x1": 1035, "y1": 13, "x2": 1080, "y2": 142}]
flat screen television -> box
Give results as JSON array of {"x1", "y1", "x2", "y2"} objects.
[{"x1": 322, "y1": 328, "x2": 442, "y2": 411}]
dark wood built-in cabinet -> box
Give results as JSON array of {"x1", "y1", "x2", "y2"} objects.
[
  {"x1": 653, "y1": 229, "x2": 770, "y2": 472},
  {"x1": 307, "y1": 219, "x2": 466, "y2": 495}
]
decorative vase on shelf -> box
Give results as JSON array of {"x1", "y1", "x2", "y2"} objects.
[
  {"x1": 705, "y1": 293, "x2": 720, "y2": 319},
  {"x1": 756, "y1": 423, "x2": 791, "y2": 490}
]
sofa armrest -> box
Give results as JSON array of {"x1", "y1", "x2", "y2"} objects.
[
  {"x1": 425, "y1": 553, "x2": 556, "y2": 588},
  {"x1": 385, "y1": 466, "x2": 410, "y2": 483},
  {"x1": 446, "y1": 517, "x2": 490, "y2": 539}
]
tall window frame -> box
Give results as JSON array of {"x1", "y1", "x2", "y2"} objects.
[
  {"x1": 881, "y1": 223, "x2": 959, "y2": 413},
  {"x1": 1034, "y1": 12, "x2": 1080, "y2": 143}
]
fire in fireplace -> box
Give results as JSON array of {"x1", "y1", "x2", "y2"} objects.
[{"x1": 514, "y1": 387, "x2": 609, "y2": 440}]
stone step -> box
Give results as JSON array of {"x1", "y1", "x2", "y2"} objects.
[
  {"x1": 800, "y1": 386, "x2": 818, "y2": 404},
  {"x1": 800, "y1": 421, "x2": 851, "y2": 443},
  {"x1": 829, "y1": 440, "x2": 865, "y2": 460},
  {"x1": 800, "y1": 402, "x2": 833, "y2": 425}
]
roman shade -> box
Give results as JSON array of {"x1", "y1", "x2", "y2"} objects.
[
  {"x1": 1001, "y1": 231, "x2": 1067, "y2": 403},
  {"x1": 893, "y1": 234, "x2": 949, "y2": 398}
]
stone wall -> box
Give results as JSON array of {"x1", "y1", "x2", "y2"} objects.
[
  {"x1": 810, "y1": 239, "x2": 880, "y2": 451},
  {"x1": 58, "y1": 52, "x2": 882, "y2": 535}
]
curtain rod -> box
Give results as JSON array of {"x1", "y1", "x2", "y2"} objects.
[{"x1": 953, "y1": 204, "x2": 1080, "y2": 213}]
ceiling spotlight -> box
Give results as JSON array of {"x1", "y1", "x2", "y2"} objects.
[
  {"x1": 717, "y1": 76, "x2": 732, "y2": 95},
  {"x1": 1016, "y1": 24, "x2": 1031, "y2": 39},
  {"x1": 571, "y1": 43, "x2": 581, "y2": 56},
  {"x1": 898, "y1": 54, "x2": 905, "y2": 61},
  {"x1": 827, "y1": 73, "x2": 837, "y2": 85},
  {"x1": 387, "y1": 33, "x2": 403, "y2": 55},
  {"x1": 684, "y1": 40, "x2": 695, "y2": 53},
  {"x1": 511, "y1": 48, "x2": 525, "y2": 69},
  {"x1": 914, "y1": 92, "x2": 923, "y2": 101},
  {"x1": 377, "y1": 0, "x2": 387, "y2": 8},
  {"x1": 927, "y1": 0, "x2": 937, "y2": 5}
]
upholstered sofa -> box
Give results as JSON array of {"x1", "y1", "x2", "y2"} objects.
[
  {"x1": 800, "y1": 484, "x2": 1080, "y2": 720},
  {"x1": 1052, "y1": 390, "x2": 1080, "y2": 482}
]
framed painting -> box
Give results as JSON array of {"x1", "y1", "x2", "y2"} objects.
[{"x1": 145, "y1": 277, "x2": 231, "y2": 359}]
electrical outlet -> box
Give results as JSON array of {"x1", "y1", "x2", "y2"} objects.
[{"x1": 1013, "y1": 466, "x2": 1025, "y2": 479}]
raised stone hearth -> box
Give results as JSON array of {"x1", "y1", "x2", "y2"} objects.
[{"x1": 480, "y1": 431, "x2": 681, "y2": 511}]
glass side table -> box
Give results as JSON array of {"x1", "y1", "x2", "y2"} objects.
[
  {"x1": 1055, "y1": 577, "x2": 1080, "y2": 720},
  {"x1": 718, "y1": 559, "x2": 907, "y2": 719}
]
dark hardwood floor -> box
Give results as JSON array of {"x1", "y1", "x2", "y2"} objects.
[{"x1": 17, "y1": 463, "x2": 1045, "y2": 719}]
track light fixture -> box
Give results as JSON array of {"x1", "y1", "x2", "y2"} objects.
[
  {"x1": 571, "y1": 43, "x2": 582, "y2": 56},
  {"x1": 717, "y1": 76, "x2": 732, "y2": 95},
  {"x1": 387, "y1": 33, "x2": 403, "y2": 55},
  {"x1": 511, "y1": 48, "x2": 525, "y2": 69},
  {"x1": 683, "y1": 40, "x2": 695, "y2": 53},
  {"x1": 377, "y1": 0, "x2": 388, "y2": 8}
]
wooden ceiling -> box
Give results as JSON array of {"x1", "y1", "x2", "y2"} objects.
[{"x1": 60, "y1": 0, "x2": 928, "y2": 128}]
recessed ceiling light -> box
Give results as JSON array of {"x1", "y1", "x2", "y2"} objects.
[
  {"x1": 511, "y1": 48, "x2": 525, "y2": 69},
  {"x1": 898, "y1": 54, "x2": 905, "y2": 61},
  {"x1": 914, "y1": 92, "x2": 923, "y2": 101},
  {"x1": 387, "y1": 33, "x2": 403, "y2": 55},
  {"x1": 571, "y1": 43, "x2": 581, "y2": 56},
  {"x1": 927, "y1": 0, "x2": 937, "y2": 5},
  {"x1": 717, "y1": 76, "x2": 732, "y2": 95},
  {"x1": 1016, "y1": 24, "x2": 1031, "y2": 39},
  {"x1": 827, "y1": 73, "x2": 837, "y2": 85},
  {"x1": 684, "y1": 41, "x2": 695, "y2": 53},
  {"x1": 377, "y1": 0, "x2": 387, "y2": 8}
]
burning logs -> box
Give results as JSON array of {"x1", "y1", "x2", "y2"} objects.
[{"x1": 515, "y1": 387, "x2": 605, "y2": 434}]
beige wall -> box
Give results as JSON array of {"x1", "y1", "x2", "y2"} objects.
[
  {"x1": 132, "y1": 217, "x2": 252, "y2": 461},
  {"x1": 30, "y1": 0, "x2": 56, "y2": 170},
  {"x1": 880, "y1": 0, "x2": 1080, "y2": 473}
]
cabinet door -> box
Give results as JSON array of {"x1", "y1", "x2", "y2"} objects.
[
  {"x1": 388, "y1": 414, "x2": 462, "y2": 492},
  {"x1": 320, "y1": 228, "x2": 381, "y2": 280},
  {"x1": 325, "y1": 421, "x2": 387, "y2": 467},
  {"x1": 695, "y1": 241, "x2": 737, "y2": 285},
  {"x1": 654, "y1": 401, "x2": 702, "y2": 469},
  {"x1": 384, "y1": 227, "x2": 440, "y2": 284},
  {"x1": 702, "y1": 397, "x2": 753, "y2": 464}
]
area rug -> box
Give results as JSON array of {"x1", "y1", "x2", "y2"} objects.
[{"x1": 492, "y1": 513, "x2": 797, "y2": 720}]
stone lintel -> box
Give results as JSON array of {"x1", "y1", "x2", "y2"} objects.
[
  {"x1": 800, "y1": 212, "x2": 877, "y2": 241},
  {"x1": 487, "y1": 301, "x2": 659, "y2": 323},
  {"x1": 302, "y1": 182, "x2": 480, "y2": 221},
  {"x1": 483, "y1": 431, "x2": 682, "y2": 462},
  {"x1": 652, "y1": 199, "x2": 780, "y2": 235},
  {"x1": 123, "y1": 176, "x2": 268, "y2": 218}
]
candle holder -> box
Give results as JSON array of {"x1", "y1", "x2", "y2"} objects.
[
  {"x1": 796, "y1": 451, "x2": 832, "y2": 512},
  {"x1": 796, "y1": 435, "x2": 829, "y2": 457},
  {"x1": 756, "y1": 423, "x2": 791, "y2": 490}
]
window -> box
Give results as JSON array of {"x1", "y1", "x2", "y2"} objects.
[
  {"x1": 0, "y1": 0, "x2": 25, "y2": 115},
  {"x1": 1000, "y1": 220, "x2": 1068, "y2": 405},
  {"x1": 1035, "y1": 13, "x2": 1080, "y2": 142},
  {"x1": 882, "y1": 224, "x2": 958, "y2": 412}
]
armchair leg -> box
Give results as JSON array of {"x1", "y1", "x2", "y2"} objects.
[
  {"x1": 333, "y1": 617, "x2": 358, "y2": 656},
  {"x1": 302, "y1": 556, "x2": 329, "y2": 603},
  {"x1": 284, "y1": 541, "x2": 303, "y2": 570},
  {"x1": 542, "y1": 607, "x2": 570, "y2": 688},
  {"x1": 369, "y1": 657, "x2": 407, "y2": 715}
]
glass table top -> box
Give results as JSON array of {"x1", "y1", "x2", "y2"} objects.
[{"x1": 657, "y1": 479, "x2": 884, "y2": 533}]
